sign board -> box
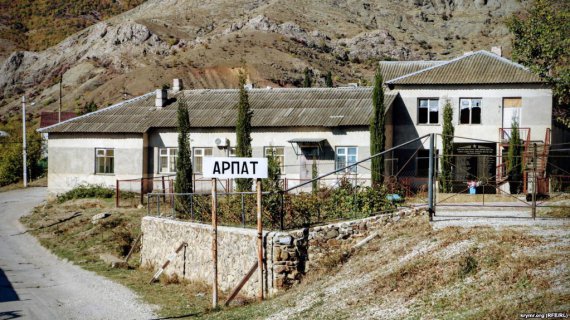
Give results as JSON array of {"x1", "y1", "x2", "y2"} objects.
[{"x1": 203, "y1": 157, "x2": 268, "y2": 179}]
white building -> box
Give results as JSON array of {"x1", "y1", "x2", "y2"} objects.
[{"x1": 39, "y1": 50, "x2": 553, "y2": 195}]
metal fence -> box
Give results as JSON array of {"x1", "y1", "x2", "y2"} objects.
[{"x1": 145, "y1": 133, "x2": 570, "y2": 229}]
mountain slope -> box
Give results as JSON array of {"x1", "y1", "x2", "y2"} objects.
[{"x1": 0, "y1": 0, "x2": 528, "y2": 121}]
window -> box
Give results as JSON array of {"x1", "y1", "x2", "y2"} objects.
[
  {"x1": 95, "y1": 148, "x2": 114, "y2": 174},
  {"x1": 418, "y1": 98, "x2": 439, "y2": 124},
  {"x1": 193, "y1": 147, "x2": 213, "y2": 173},
  {"x1": 159, "y1": 148, "x2": 178, "y2": 173},
  {"x1": 416, "y1": 149, "x2": 439, "y2": 177},
  {"x1": 336, "y1": 147, "x2": 358, "y2": 173},
  {"x1": 459, "y1": 98, "x2": 481, "y2": 124},
  {"x1": 264, "y1": 146, "x2": 285, "y2": 173}
]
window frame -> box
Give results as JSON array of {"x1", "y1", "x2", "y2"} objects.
[
  {"x1": 335, "y1": 146, "x2": 358, "y2": 173},
  {"x1": 264, "y1": 146, "x2": 285, "y2": 174},
  {"x1": 95, "y1": 148, "x2": 115, "y2": 174},
  {"x1": 416, "y1": 149, "x2": 439, "y2": 177},
  {"x1": 417, "y1": 98, "x2": 440, "y2": 125},
  {"x1": 158, "y1": 147, "x2": 178, "y2": 173},
  {"x1": 459, "y1": 98, "x2": 482, "y2": 125},
  {"x1": 193, "y1": 147, "x2": 213, "y2": 174}
]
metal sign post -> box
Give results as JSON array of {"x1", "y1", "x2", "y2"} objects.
[
  {"x1": 256, "y1": 178, "x2": 264, "y2": 301},
  {"x1": 203, "y1": 157, "x2": 268, "y2": 302},
  {"x1": 211, "y1": 178, "x2": 218, "y2": 309}
]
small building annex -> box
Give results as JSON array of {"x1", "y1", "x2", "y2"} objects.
[{"x1": 39, "y1": 50, "x2": 552, "y2": 195}]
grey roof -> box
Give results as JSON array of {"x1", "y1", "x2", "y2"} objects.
[
  {"x1": 40, "y1": 88, "x2": 397, "y2": 133},
  {"x1": 379, "y1": 61, "x2": 444, "y2": 82},
  {"x1": 386, "y1": 51, "x2": 544, "y2": 85}
]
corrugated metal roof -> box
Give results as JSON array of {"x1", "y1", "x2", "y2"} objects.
[
  {"x1": 380, "y1": 61, "x2": 443, "y2": 82},
  {"x1": 41, "y1": 88, "x2": 397, "y2": 133},
  {"x1": 386, "y1": 51, "x2": 544, "y2": 85}
]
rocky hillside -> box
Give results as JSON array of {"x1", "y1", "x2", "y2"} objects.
[{"x1": 0, "y1": 0, "x2": 529, "y2": 121}]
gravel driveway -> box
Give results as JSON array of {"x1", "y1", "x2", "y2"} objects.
[{"x1": 0, "y1": 188, "x2": 156, "y2": 320}]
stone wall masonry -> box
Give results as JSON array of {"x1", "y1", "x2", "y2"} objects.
[
  {"x1": 141, "y1": 217, "x2": 268, "y2": 297},
  {"x1": 140, "y1": 207, "x2": 427, "y2": 298}
]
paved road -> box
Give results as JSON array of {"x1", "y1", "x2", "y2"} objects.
[{"x1": 0, "y1": 188, "x2": 156, "y2": 320}]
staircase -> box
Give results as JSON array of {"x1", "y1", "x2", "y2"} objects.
[
  {"x1": 497, "y1": 128, "x2": 551, "y2": 195},
  {"x1": 523, "y1": 129, "x2": 551, "y2": 195}
]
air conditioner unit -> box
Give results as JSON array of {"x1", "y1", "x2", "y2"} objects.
[{"x1": 214, "y1": 137, "x2": 228, "y2": 147}]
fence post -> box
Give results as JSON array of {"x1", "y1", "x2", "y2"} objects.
[
  {"x1": 116, "y1": 180, "x2": 119, "y2": 208},
  {"x1": 532, "y1": 143, "x2": 537, "y2": 220},
  {"x1": 241, "y1": 193, "x2": 245, "y2": 227},
  {"x1": 428, "y1": 133, "x2": 435, "y2": 221},
  {"x1": 256, "y1": 178, "x2": 264, "y2": 301},
  {"x1": 211, "y1": 178, "x2": 218, "y2": 309}
]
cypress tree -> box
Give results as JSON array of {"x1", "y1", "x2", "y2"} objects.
[
  {"x1": 507, "y1": 119, "x2": 523, "y2": 194},
  {"x1": 175, "y1": 100, "x2": 193, "y2": 212},
  {"x1": 440, "y1": 100, "x2": 454, "y2": 193},
  {"x1": 236, "y1": 69, "x2": 253, "y2": 191},
  {"x1": 325, "y1": 71, "x2": 333, "y2": 87},
  {"x1": 370, "y1": 67, "x2": 386, "y2": 187},
  {"x1": 303, "y1": 67, "x2": 312, "y2": 88},
  {"x1": 311, "y1": 155, "x2": 318, "y2": 193}
]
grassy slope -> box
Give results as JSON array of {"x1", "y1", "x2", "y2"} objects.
[{"x1": 21, "y1": 197, "x2": 569, "y2": 319}]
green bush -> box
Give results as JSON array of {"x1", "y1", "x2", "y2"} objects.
[{"x1": 57, "y1": 184, "x2": 115, "y2": 203}]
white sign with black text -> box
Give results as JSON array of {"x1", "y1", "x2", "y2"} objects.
[{"x1": 202, "y1": 157, "x2": 268, "y2": 179}]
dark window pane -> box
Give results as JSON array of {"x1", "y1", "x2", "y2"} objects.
[
  {"x1": 429, "y1": 110, "x2": 439, "y2": 124},
  {"x1": 418, "y1": 106, "x2": 428, "y2": 123},
  {"x1": 472, "y1": 106, "x2": 481, "y2": 124},
  {"x1": 460, "y1": 107, "x2": 470, "y2": 124}
]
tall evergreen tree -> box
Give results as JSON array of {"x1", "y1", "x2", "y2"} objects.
[
  {"x1": 324, "y1": 71, "x2": 333, "y2": 87},
  {"x1": 311, "y1": 156, "x2": 318, "y2": 193},
  {"x1": 507, "y1": 119, "x2": 524, "y2": 194},
  {"x1": 440, "y1": 100, "x2": 454, "y2": 193},
  {"x1": 370, "y1": 67, "x2": 386, "y2": 187},
  {"x1": 303, "y1": 67, "x2": 312, "y2": 88},
  {"x1": 175, "y1": 101, "x2": 193, "y2": 211},
  {"x1": 236, "y1": 69, "x2": 253, "y2": 191}
]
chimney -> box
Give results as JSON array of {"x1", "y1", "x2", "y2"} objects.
[
  {"x1": 491, "y1": 46, "x2": 502, "y2": 57},
  {"x1": 155, "y1": 89, "x2": 167, "y2": 108},
  {"x1": 173, "y1": 79, "x2": 183, "y2": 92}
]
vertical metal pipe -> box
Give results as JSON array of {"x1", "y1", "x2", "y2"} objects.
[
  {"x1": 280, "y1": 192, "x2": 285, "y2": 231},
  {"x1": 22, "y1": 96, "x2": 27, "y2": 188},
  {"x1": 241, "y1": 193, "x2": 245, "y2": 227},
  {"x1": 428, "y1": 133, "x2": 435, "y2": 221},
  {"x1": 190, "y1": 194, "x2": 194, "y2": 221},
  {"x1": 211, "y1": 178, "x2": 218, "y2": 308},
  {"x1": 532, "y1": 143, "x2": 537, "y2": 220},
  {"x1": 157, "y1": 194, "x2": 161, "y2": 217},
  {"x1": 256, "y1": 179, "x2": 264, "y2": 301}
]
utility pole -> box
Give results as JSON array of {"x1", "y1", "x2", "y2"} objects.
[{"x1": 22, "y1": 96, "x2": 27, "y2": 188}]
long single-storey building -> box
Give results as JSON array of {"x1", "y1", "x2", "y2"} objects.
[{"x1": 39, "y1": 50, "x2": 553, "y2": 195}]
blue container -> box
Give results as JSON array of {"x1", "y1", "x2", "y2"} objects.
[{"x1": 469, "y1": 186, "x2": 476, "y2": 194}]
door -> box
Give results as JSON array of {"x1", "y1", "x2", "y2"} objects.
[
  {"x1": 300, "y1": 147, "x2": 319, "y2": 180},
  {"x1": 503, "y1": 97, "x2": 522, "y2": 129}
]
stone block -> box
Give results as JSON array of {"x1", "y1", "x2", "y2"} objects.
[{"x1": 325, "y1": 229, "x2": 339, "y2": 239}]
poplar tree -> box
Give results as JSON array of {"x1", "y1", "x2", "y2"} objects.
[
  {"x1": 236, "y1": 69, "x2": 253, "y2": 191},
  {"x1": 325, "y1": 71, "x2": 333, "y2": 87},
  {"x1": 440, "y1": 100, "x2": 454, "y2": 193},
  {"x1": 370, "y1": 67, "x2": 386, "y2": 187},
  {"x1": 507, "y1": 119, "x2": 523, "y2": 194},
  {"x1": 303, "y1": 67, "x2": 312, "y2": 88},
  {"x1": 175, "y1": 100, "x2": 193, "y2": 211}
]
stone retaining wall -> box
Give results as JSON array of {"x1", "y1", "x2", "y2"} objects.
[{"x1": 140, "y1": 207, "x2": 427, "y2": 298}]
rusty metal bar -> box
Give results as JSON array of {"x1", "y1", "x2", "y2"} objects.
[
  {"x1": 211, "y1": 178, "x2": 218, "y2": 309},
  {"x1": 256, "y1": 178, "x2": 264, "y2": 301},
  {"x1": 224, "y1": 261, "x2": 258, "y2": 306}
]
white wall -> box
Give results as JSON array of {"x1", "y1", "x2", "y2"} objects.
[
  {"x1": 47, "y1": 133, "x2": 144, "y2": 194},
  {"x1": 393, "y1": 84, "x2": 553, "y2": 150}
]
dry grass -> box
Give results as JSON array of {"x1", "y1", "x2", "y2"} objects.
[{"x1": 21, "y1": 197, "x2": 214, "y2": 318}]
